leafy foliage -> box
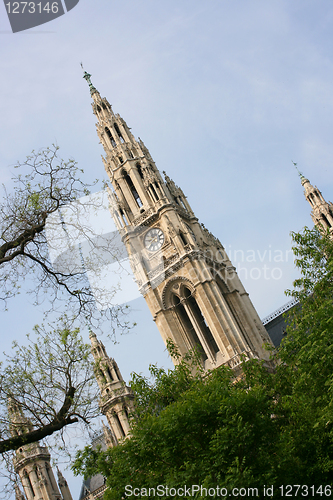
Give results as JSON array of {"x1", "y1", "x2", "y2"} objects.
[
  {"x1": 0, "y1": 317, "x2": 99, "y2": 455},
  {"x1": 0, "y1": 147, "x2": 125, "y2": 491},
  {"x1": 73, "y1": 227, "x2": 333, "y2": 498}
]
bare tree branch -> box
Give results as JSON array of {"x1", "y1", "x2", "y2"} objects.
[{"x1": 0, "y1": 318, "x2": 100, "y2": 456}]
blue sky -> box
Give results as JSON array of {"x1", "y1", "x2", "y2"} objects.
[{"x1": 1, "y1": 0, "x2": 333, "y2": 496}]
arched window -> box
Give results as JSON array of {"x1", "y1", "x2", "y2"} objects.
[
  {"x1": 96, "y1": 105, "x2": 101, "y2": 113},
  {"x1": 183, "y1": 288, "x2": 219, "y2": 355},
  {"x1": 136, "y1": 163, "x2": 144, "y2": 179},
  {"x1": 179, "y1": 197, "x2": 187, "y2": 210},
  {"x1": 106, "y1": 366, "x2": 114, "y2": 381},
  {"x1": 314, "y1": 189, "x2": 322, "y2": 202},
  {"x1": 179, "y1": 232, "x2": 187, "y2": 245},
  {"x1": 150, "y1": 183, "x2": 159, "y2": 201},
  {"x1": 123, "y1": 171, "x2": 143, "y2": 207},
  {"x1": 24, "y1": 470, "x2": 35, "y2": 496},
  {"x1": 113, "y1": 412, "x2": 125, "y2": 438},
  {"x1": 102, "y1": 103, "x2": 107, "y2": 110},
  {"x1": 119, "y1": 208, "x2": 129, "y2": 226},
  {"x1": 124, "y1": 405, "x2": 130, "y2": 420},
  {"x1": 172, "y1": 294, "x2": 207, "y2": 361},
  {"x1": 114, "y1": 364, "x2": 122, "y2": 380},
  {"x1": 171, "y1": 286, "x2": 219, "y2": 361},
  {"x1": 321, "y1": 214, "x2": 331, "y2": 228},
  {"x1": 105, "y1": 127, "x2": 116, "y2": 147},
  {"x1": 114, "y1": 122, "x2": 125, "y2": 143}
]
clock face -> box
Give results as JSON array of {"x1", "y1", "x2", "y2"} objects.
[{"x1": 144, "y1": 228, "x2": 165, "y2": 252}]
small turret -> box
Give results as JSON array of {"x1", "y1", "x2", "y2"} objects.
[
  {"x1": 89, "y1": 331, "x2": 134, "y2": 445},
  {"x1": 57, "y1": 468, "x2": 73, "y2": 500},
  {"x1": 296, "y1": 166, "x2": 333, "y2": 236},
  {"x1": 9, "y1": 401, "x2": 72, "y2": 500},
  {"x1": 8, "y1": 398, "x2": 33, "y2": 438}
]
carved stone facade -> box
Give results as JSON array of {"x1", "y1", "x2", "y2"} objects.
[
  {"x1": 89, "y1": 331, "x2": 134, "y2": 445},
  {"x1": 10, "y1": 402, "x2": 73, "y2": 500},
  {"x1": 77, "y1": 334, "x2": 135, "y2": 500},
  {"x1": 300, "y1": 172, "x2": 333, "y2": 237},
  {"x1": 83, "y1": 71, "x2": 273, "y2": 372}
]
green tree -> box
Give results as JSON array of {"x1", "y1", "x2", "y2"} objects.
[
  {"x1": 0, "y1": 146, "x2": 119, "y2": 492},
  {"x1": 0, "y1": 146, "x2": 128, "y2": 453},
  {"x1": 73, "y1": 227, "x2": 333, "y2": 498},
  {"x1": 0, "y1": 317, "x2": 98, "y2": 455},
  {"x1": 272, "y1": 226, "x2": 333, "y2": 486}
]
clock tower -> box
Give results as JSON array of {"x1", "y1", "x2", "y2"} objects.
[{"x1": 83, "y1": 72, "x2": 273, "y2": 371}]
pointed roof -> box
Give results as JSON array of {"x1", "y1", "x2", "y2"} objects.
[
  {"x1": 88, "y1": 328, "x2": 99, "y2": 348},
  {"x1": 8, "y1": 397, "x2": 34, "y2": 436}
]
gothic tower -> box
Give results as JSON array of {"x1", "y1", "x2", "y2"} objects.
[
  {"x1": 89, "y1": 331, "x2": 134, "y2": 444},
  {"x1": 299, "y1": 171, "x2": 333, "y2": 236},
  {"x1": 9, "y1": 401, "x2": 72, "y2": 500},
  {"x1": 83, "y1": 71, "x2": 273, "y2": 371}
]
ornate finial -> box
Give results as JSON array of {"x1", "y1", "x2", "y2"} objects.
[
  {"x1": 292, "y1": 161, "x2": 310, "y2": 186},
  {"x1": 162, "y1": 170, "x2": 171, "y2": 183},
  {"x1": 81, "y1": 63, "x2": 98, "y2": 95},
  {"x1": 292, "y1": 160, "x2": 304, "y2": 179}
]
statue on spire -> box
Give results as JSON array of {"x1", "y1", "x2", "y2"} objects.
[{"x1": 81, "y1": 63, "x2": 98, "y2": 95}]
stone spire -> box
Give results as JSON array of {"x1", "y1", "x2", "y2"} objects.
[
  {"x1": 8, "y1": 398, "x2": 34, "y2": 437},
  {"x1": 84, "y1": 75, "x2": 274, "y2": 373},
  {"x1": 102, "y1": 421, "x2": 116, "y2": 448},
  {"x1": 83, "y1": 73, "x2": 173, "y2": 230},
  {"x1": 296, "y1": 166, "x2": 333, "y2": 235},
  {"x1": 57, "y1": 468, "x2": 73, "y2": 500},
  {"x1": 89, "y1": 332, "x2": 134, "y2": 445}
]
